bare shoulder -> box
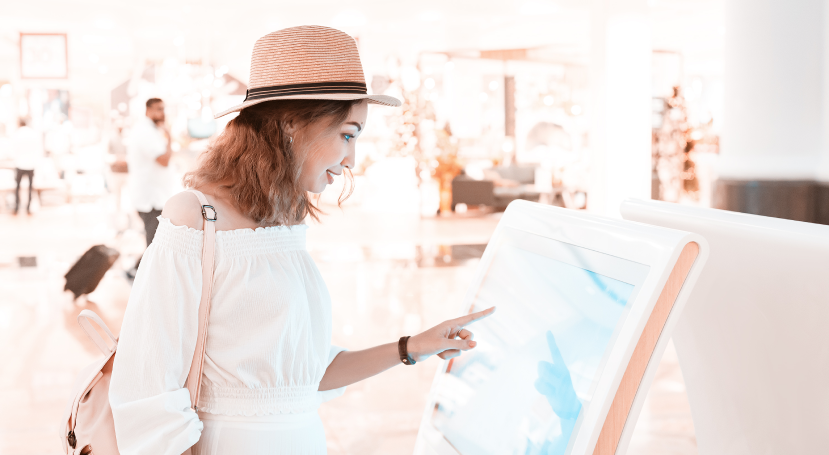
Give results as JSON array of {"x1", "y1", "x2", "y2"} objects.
[{"x1": 161, "y1": 191, "x2": 204, "y2": 230}]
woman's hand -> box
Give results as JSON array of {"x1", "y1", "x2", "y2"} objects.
[
  {"x1": 319, "y1": 306, "x2": 496, "y2": 391},
  {"x1": 406, "y1": 307, "x2": 496, "y2": 362}
]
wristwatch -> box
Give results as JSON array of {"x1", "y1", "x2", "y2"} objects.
[{"x1": 398, "y1": 336, "x2": 416, "y2": 365}]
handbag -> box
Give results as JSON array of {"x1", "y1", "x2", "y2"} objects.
[
  {"x1": 109, "y1": 161, "x2": 128, "y2": 173},
  {"x1": 61, "y1": 189, "x2": 217, "y2": 454}
]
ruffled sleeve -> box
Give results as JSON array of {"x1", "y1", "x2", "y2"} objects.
[
  {"x1": 109, "y1": 220, "x2": 204, "y2": 454},
  {"x1": 317, "y1": 345, "x2": 348, "y2": 403}
]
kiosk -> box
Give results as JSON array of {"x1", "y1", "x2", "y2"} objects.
[
  {"x1": 414, "y1": 201, "x2": 708, "y2": 455},
  {"x1": 621, "y1": 199, "x2": 829, "y2": 455}
]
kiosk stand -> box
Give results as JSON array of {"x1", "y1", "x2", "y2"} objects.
[
  {"x1": 622, "y1": 199, "x2": 829, "y2": 455},
  {"x1": 414, "y1": 201, "x2": 708, "y2": 455},
  {"x1": 594, "y1": 242, "x2": 698, "y2": 454}
]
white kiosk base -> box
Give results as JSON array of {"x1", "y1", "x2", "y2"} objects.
[{"x1": 622, "y1": 198, "x2": 829, "y2": 455}]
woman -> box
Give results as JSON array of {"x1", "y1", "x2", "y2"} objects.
[{"x1": 109, "y1": 26, "x2": 494, "y2": 454}]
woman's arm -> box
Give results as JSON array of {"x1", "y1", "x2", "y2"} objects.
[
  {"x1": 319, "y1": 307, "x2": 495, "y2": 391},
  {"x1": 109, "y1": 221, "x2": 204, "y2": 453}
]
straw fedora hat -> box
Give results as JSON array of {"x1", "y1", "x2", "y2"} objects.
[{"x1": 214, "y1": 25, "x2": 401, "y2": 118}]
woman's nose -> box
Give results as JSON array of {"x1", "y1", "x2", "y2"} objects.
[{"x1": 341, "y1": 149, "x2": 356, "y2": 170}]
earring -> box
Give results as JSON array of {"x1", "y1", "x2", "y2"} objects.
[{"x1": 289, "y1": 136, "x2": 293, "y2": 144}]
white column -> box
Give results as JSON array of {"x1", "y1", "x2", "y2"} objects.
[
  {"x1": 589, "y1": 0, "x2": 653, "y2": 217},
  {"x1": 821, "y1": 1, "x2": 829, "y2": 181},
  {"x1": 719, "y1": 0, "x2": 825, "y2": 180}
]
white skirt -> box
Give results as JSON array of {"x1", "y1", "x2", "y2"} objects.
[{"x1": 193, "y1": 411, "x2": 328, "y2": 455}]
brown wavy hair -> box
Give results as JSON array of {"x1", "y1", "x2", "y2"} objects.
[{"x1": 183, "y1": 99, "x2": 360, "y2": 226}]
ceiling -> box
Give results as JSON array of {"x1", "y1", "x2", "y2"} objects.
[{"x1": 0, "y1": 0, "x2": 723, "y2": 111}]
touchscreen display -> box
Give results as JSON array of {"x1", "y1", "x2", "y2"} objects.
[{"x1": 430, "y1": 230, "x2": 646, "y2": 455}]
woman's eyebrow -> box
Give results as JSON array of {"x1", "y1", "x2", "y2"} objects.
[{"x1": 345, "y1": 121, "x2": 362, "y2": 132}]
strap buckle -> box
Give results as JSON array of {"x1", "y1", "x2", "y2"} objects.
[{"x1": 201, "y1": 205, "x2": 217, "y2": 222}]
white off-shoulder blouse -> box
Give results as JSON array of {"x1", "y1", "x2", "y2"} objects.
[{"x1": 109, "y1": 218, "x2": 346, "y2": 454}]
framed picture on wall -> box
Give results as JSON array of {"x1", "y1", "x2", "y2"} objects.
[{"x1": 20, "y1": 33, "x2": 68, "y2": 79}]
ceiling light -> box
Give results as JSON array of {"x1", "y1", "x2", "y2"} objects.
[
  {"x1": 400, "y1": 66, "x2": 421, "y2": 92},
  {"x1": 332, "y1": 11, "x2": 367, "y2": 28},
  {"x1": 95, "y1": 18, "x2": 115, "y2": 30},
  {"x1": 502, "y1": 139, "x2": 515, "y2": 153},
  {"x1": 519, "y1": 1, "x2": 559, "y2": 15},
  {"x1": 416, "y1": 10, "x2": 443, "y2": 22}
]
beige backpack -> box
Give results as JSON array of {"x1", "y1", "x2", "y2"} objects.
[{"x1": 61, "y1": 189, "x2": 217, "y2": 454}]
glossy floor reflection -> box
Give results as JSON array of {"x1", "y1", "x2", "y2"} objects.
[{"x1": 0, "y1": 201, "x2": 696, "y2": 454}]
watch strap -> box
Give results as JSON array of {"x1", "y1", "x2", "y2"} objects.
[{"x1": 398, "y1": 336, "x2": 416, "y2": 365}]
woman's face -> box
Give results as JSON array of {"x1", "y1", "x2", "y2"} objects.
[{"x1": 297, "y1": 100, "x2": 368, "y2": 194}]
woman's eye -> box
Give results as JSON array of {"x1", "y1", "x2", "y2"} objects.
[{"x1": 343, "y1": 134, "x2": 353, "y2": 142}]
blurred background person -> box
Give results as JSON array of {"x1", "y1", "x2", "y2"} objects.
[
  {"x1": 126, "y1": 98, "x2": 174, "y2": 278},
  {"x1": 12, "y1": 118, "x2": 43, "y2": 215},
  {"x1": 107, "y1": 125, "x2": 130, "y2": 232}
]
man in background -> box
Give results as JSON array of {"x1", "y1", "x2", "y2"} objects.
[
  {"x1": 12, "y1": 118, "x2": 43, "y2": 215},
  {"x1": 126, "y1": 98, "x2": 174, "y2": 278}
]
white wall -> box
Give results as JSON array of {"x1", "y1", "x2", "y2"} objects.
[
  {"x1": 719, "y1": 0, "x2": 826, "y2": 180},
  {"x1": 588, "y1": 0, "x2": 653, "y2": 217}
]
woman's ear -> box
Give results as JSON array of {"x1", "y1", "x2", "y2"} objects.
[{"x1": 282, "y1": 120, "x2": 299, "y2": 139}]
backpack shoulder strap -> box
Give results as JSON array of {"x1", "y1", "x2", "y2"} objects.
[
  {"x1": 77, "y1": 309, "x2": 118, "y2": 355},
  {"x1": 184, "y1": 188, "x2": 217, "y2": 411}
]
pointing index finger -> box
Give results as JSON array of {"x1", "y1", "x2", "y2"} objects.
[
  {"x1": 452, "y1": 306, "x2": 496, "y2": 328},
  {"x1": 545, "y1": 330, "x2": 566, "y2": 366}
]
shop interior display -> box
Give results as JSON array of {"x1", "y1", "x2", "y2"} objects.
[
  {"x1": 0, "y1": 14, "x2": 722, "y2": 219},
  {"x1": 20, "y1": 33, "x2": 68, "y2": 79},
  {"x1": 365, "y1": 51, "x2": 594, "y2": 215},
  {"x1": 650, "y1": 51, "x2": 720, "y2": 207}
]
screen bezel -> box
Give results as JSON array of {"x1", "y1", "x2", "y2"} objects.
[{"x1": 424, "y1": 227, "x2": 650, "y2": 455}]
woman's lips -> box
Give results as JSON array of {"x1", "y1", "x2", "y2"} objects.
[{"x1": 326, "y1": 170, "x2": 335, "y2": 184}]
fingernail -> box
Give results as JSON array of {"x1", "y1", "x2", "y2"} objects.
[{"x1": 469, "y1": 341, "x2": 477, "y2": 347}]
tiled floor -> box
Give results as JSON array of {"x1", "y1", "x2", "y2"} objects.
[{"x1": 0, "y1": 199, "x2": 696, "y2": 454}]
